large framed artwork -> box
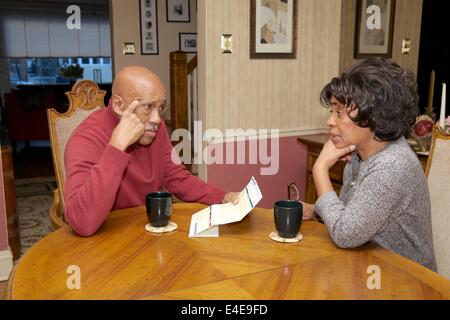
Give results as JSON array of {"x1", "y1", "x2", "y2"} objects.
[
  {"x1": 140, "y1": 0, "x2": 159, "y2": 55},
  {"x1": 354, "y1": 0, "x2": 396, "y2": 58},
  {"x1": 250, "y1": 0, "x2": 298, "y2": 59}
]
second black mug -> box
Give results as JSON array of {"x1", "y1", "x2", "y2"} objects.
[{"x1": 274, "y1": 200, "x2": 302, "y2": 238}]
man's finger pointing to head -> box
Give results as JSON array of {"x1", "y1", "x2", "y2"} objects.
[{"x1": 124, "y1": 100, "x2": 140, "y2": 115}]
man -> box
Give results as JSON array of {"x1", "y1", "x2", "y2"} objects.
[{"x1": 64, "y1": 66, "x2": 239, "y2": 236}]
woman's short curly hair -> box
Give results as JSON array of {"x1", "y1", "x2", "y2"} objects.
[{"x1": 320, "y1": 58, "x2": 419, "y2": 141}]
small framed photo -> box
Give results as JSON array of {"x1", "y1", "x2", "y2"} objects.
[
  {"x1": 139, "y1": 0, "x2": 159, "y2": 55},
  {"x1": 250, "y1": 0, "x2": 298, "y2": 59},
  {"x1": 179, "y1": 33, "x2": 197, "y2": 53},
  {"x1": 166, "y1": 0, "x2": 191, "y2": 22},
  {"x1": 354, "y1": 0, "x2": 396, "y2": 58}
]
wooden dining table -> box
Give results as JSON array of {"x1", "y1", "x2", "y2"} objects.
[{"x1": 5, "y1": 203, "x2": 450, "y2": 300}]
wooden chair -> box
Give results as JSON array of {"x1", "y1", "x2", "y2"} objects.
[
  {"x1": 425, "y1": 124, "x2": 450, "y2": 279},
  {"x1": 47, "y1": 80, "x2": 106, "y2": 229}
]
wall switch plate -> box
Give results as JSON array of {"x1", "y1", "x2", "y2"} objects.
[
  {"x1": 402, "y1": 39, "x2": 411, "y2": 55},
  {"x1": 123, "y1": 42, "x2": 136, "y2": 55},
  {"x1": 221, "y1": 34, "x2": 233, "y2": 54}
]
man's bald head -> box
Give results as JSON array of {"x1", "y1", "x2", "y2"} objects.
[
  {"x1": 112, "y1": 66, "x2": 166, "y2": 103},
  {"x1": 110, "y1": 66, "x2": 167, "y2": 147}
]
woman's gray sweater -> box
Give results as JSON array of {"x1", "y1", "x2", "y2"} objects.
[{"x1": 315, "y1": 137, "x2": 437, "y2": 271}]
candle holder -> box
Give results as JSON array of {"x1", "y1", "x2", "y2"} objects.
[
  {"x1": 411, "y1": 132, "x2": 432, "y2": 152},
  {"x1": 426, "y1": 111, "x2": 436, "y2": 123}
]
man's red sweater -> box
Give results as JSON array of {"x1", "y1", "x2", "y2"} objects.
[{"x1": 64, "y1": 105, "x2": 225, "y2": 236}]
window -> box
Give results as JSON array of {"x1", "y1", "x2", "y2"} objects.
[{"x1": 8, "y1": 57, "x2": 113, "y2": 85}]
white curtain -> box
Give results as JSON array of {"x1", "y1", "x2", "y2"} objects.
[{"x1": 0, "y1": 8, "x2": 111, "y2": 57}]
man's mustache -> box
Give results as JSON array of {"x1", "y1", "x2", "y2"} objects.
[{"x1": 145, "y1": 123, "x2": 159, "y2": 131}]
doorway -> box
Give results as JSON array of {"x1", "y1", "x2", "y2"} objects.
[{"x1": 417, "y1": 0, "x2": 450, "y2": 118}]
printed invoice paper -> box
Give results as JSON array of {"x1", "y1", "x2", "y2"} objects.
[{"x1": 189, "y1": 177, "x2": 263, "y2": 238}]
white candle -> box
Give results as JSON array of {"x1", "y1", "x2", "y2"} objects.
[{"x1": 440, "y1": 83, "x2": 446, "y2": 129}]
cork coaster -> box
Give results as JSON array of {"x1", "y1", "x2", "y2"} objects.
[
  {"x1": 145, "y1": 222, "x2": 178, "y2": 234},
  {"x1": 269, "y1": 231, "x2": 303, "y2": 243}
]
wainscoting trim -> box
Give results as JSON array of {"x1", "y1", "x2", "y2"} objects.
[{"x1": 203, "y1": 127, "x2": 328, "y2": 144}]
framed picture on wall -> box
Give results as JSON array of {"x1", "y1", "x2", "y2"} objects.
[
  {"x1": 250, "y1": 0, "x2": 298, "y2": 59},
  {"x1": 140, "y1": 0, "x2": 159, "y2": 55},
  {"x1": 179, "y1": 33, "x2": 197, "y2": 53},
  {"x1": 166, "y1": 0, "x2": 190, "y2": 22},
  {"x1": 354, "y1": 0, "x2": 396, "y2": 58}
]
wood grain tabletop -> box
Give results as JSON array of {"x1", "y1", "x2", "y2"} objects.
[{"x1": 5, "y1": 203, "x2": 450, "y2": 300}]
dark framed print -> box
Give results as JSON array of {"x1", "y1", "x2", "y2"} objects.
[
  {"x1": 179, "y1": 33, "x2": 197, "y2": 53},
  {"x1": 250, "y1": 0, "x2": 298, "y2": 59},
  {"x1": 354, "y1": 0, "x2": 396, "y2": 58},
  {"x1": 140, "y1": 0, "x2": 159, "y2": 55},
  {"x1": 166, "y1": 0, "x2": 190, "y2": 22}
]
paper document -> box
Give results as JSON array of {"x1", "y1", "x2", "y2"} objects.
[{"x1": 189, "y1": 176, "x2": 263, "y2": 238}]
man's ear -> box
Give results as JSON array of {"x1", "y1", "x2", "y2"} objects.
[{"x1": 111, "y1": 95, "x2": 124, "y2": 116}]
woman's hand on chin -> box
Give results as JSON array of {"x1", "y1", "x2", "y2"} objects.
[{"x1": 314, "y1": 139, "x2": 356, "y2": 171}]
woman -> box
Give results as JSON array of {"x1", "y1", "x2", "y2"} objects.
[{"x1": 303, "y1": 58, "x2": 437, "y2": 271}]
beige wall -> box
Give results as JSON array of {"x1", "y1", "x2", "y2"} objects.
[
  {"x1": 110, "y1": 0, "x2": 197, "y2": 115},
  {"x1": 198, "y1": 0, "x2": 342, "y2": 133},
  {"x1": 340, "y1": 0, "x2": 423, "y2": 74}
]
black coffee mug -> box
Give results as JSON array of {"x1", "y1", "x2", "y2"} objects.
[
  {"x1": 146, "y1": 192, "x2": 173, "y2": 227},
  {"x1": 274, "y1": 200, "x2": 303, "y2": 238}
]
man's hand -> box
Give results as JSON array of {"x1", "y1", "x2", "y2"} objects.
[
  {"x1": 109, "y1": 100, "x2": 144, "y2": 151},
  {"x1": 222, "y1": 192, "x2": 240, "y2": 205}
]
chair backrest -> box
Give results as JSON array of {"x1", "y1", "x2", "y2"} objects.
[
  {"x1": 425, "y1": 124, "x2": 450, "y2": 279},
  {"x1": 47, "y1": 80, "x2": 106, "y2": 211}
]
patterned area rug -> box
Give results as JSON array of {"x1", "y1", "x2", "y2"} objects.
[{"x1": 15, "y1": 177, "x2": 56, "y2": 256}]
